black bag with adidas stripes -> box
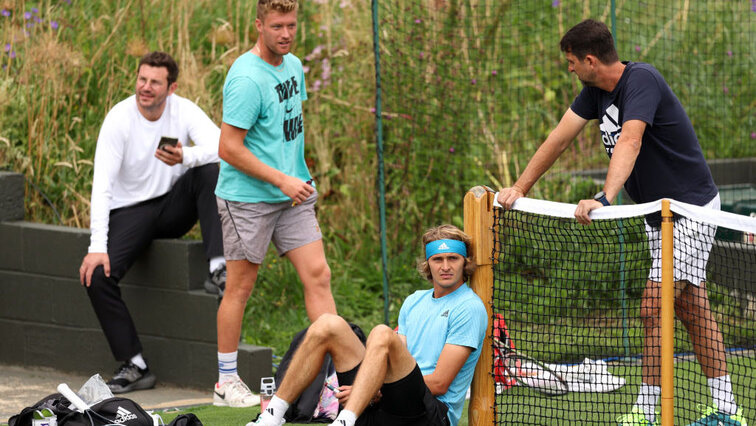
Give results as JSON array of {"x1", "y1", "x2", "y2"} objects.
[{"x1": 9, "y1": 393, "x2": 155, "y2": 426}]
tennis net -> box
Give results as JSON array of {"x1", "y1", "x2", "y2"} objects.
[{"x1": 490, "y1": 197, "x2": 755, "y2": 425}]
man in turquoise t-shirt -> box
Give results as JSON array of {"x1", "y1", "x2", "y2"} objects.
[
  {"x1": 250, "y1": 224, "x2": 488, "y2": 426},
  {"x1": 212, "y1": 0, "x2": 337, "y2": 408}
]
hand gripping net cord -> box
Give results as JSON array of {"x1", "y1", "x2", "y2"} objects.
[{"x1": 490, "y1": 197, "x2": 755, "y2": 426}]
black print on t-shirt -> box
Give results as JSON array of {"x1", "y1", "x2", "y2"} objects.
[
  {"x1": 275, "y1": 76, "x2": 300, "y2": 102},
  {"x1": 275, "y1": 76, "x2": 303, "y2": 142},
  {"x1": 599, "y1": 104, "x2": 621, "y2": 156}
]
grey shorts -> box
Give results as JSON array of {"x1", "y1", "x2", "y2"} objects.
[
  {"x1": 645, "y1": 194, "x2": 719, "y2": 285},
  {"x1": 216, "y1": 191, "x2": 322, "y2": 264}
]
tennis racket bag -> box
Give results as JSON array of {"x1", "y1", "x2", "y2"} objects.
[
  {"x1": 58, "y1": 396, "x2": 154, "y2": 426},
  {"x1": 492, "y1": 313, "x2": 518, "y2": 391},
  {"x1": 9, "y1": 393, "x2": 154, "y2": 426}
]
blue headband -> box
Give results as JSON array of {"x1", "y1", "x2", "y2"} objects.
[{"x1": 425, "y1": 239, "x2": 467, "y2": 260}]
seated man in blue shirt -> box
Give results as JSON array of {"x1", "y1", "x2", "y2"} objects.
[{"x1": 249, "y1": 224, "x2": 488, "y2": 426}]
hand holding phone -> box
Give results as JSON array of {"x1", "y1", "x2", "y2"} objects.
[{"x1": 158, "y1": 136, "x2": 179, "y2": 151}]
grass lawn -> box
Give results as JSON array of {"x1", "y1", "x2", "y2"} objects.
[
  {"x1": 155, "y1": 400, "x2": 471, "y2": 426},
  {"x1": 148, "y1": 355, "x2": 754, "y2": 425}
]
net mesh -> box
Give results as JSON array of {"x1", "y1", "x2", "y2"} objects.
[
  {"x1": 491, "y1": 199, "x2": 756, "y2": 425},
  {"x1": 375, "y1": 1, "x2": 755, "y2": 247}
]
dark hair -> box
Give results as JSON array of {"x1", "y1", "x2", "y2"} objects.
[
  {"x1": 138, "y1": 51, "x2": 179, "y2": 85},
  {"x1": 560, "y1": 19, "x2": 619, "y2": 64},
  {"x1": 417, "y1": 224, "x2": 476, "y2": 283}
]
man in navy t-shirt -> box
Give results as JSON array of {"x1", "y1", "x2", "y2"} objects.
[{"x1": 497, "y1": 19, "x2": 745, "y2": 426}]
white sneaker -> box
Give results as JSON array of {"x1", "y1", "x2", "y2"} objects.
[
  {"x1": 246, "y1": 409, "x2": 286, "y2": 426},
  {"x1": 213, "y1": 377, "x2": 260, "y2": 408}
]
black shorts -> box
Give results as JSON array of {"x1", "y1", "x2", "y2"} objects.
[{"x1": 337, "y1": 364, "x2": 450, "y2": 426}]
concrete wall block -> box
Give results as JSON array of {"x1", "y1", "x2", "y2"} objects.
[
  {"x1": 0, "y1": 319, "x2": 27, "y2": 365},
  {"x1": 122, "y1": 286, "x2": 218, "y2": 343},
  {"x1": 0, "y1": 172, "x2": 24, "y2": 222},
  {"x1": 708, "y1": 241, "x2": 756, "y2": 293},
  {"x1": 0, "y1": 272, "x2": 56, "y2": 323},
  {"x1": 0, "y1": 224, "x2": 24, "y2": 271},
  {"x1": 0, "y1": 319, "x2": 271, "y2": 390},
  {"x1": 236, "y1": 343, "x2": 274, "y2": 393},
  {"x1": 121, "y1": 239, "x2": 208, "y2": 291},
  {"x1": 0, "y1": 272, "x2": 101, "y2": 328},
  {"x1": 20, "y1": 222, "x2": 89, "y2": 279}
]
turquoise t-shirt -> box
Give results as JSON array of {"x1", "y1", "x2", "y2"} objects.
[
  {"x1": 216, "y1": 52, "x2": 311, "y2": 203},
  {"x1": 398, "y1": 284, "x2": 488, "y2": 426}
]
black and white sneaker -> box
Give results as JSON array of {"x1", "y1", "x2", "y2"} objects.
[
  {"x1": 107, "y1": 361, "x2": 156, "y2": 394},
  {"x1": 204, "y1": 264, "x2": 226, "y2": 297}
]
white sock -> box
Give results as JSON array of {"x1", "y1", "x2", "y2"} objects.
[
  {"x1": 330, "y1": 409, "x2": 357, "y2": 426},
  {"x1": 129, "y1": 353, "x2": 147, "y2": 370},
  {"x1": 218, "y1": 351, "x2": 238, "y2": 383},
  {"x1": 261, "y1": 396, "x2": 289, "y2": 420},
  {"x1": 635, "y1": 383, "x2": 660, "y2": 424},
  {"x1": 209, "y1": 257, "x2": 226, "y2": 273},
  {"x1": 709, "y1": 375, "x2": 737, "y2": 415}
]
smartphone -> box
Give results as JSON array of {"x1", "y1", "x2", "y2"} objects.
[{"x1": 158, "y1": 136, "x2": 179, "y2": 151}]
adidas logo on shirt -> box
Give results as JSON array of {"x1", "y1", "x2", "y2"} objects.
[
  {"x1": 438, "y1": 242, "x2": 450, "y2": 250},
  {"x1": 441, "y1": 310, "x2": 449, "y2": 318},
  {"x1": 114, "y1": 406, "x2": 137, "y2": 423}
]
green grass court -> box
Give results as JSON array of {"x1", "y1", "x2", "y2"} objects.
[{"x1": 495, "y1": 355, "x2": 755, "y2": 425}]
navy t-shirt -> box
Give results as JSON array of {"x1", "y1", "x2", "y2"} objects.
[{"x1": 570, "y1": 62, "x2": 717, "y2": 206}]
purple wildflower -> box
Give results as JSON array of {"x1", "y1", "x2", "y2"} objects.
[
  {"x1": 751, "y1": 132, "x2": 756, "y2": 139},
  {"x1": 304, "y1": 45, "x2": 324, "y2": 62},
  {"x1": 3, "y1": 43, "x2": 10, "y2": 52},
  {"x1": 727, "y1": 50, "x2": 733, "y2": 57},
  {"x1": 31, "y1": 7, "x2": 39, "y2": 14},
  {"x1": 24, "y1": 11, "x2": 32, "y2": 19},
  {"x1": 9, "y1": 50, "x2": 15, "y2": 59},
  {"x1": 370, "y1": 107, "x2": 376, "y2": 113},
  {"x1": 34, "y1": 16, "x2": 42, "y2": 23},
  {"x1": 419, "y1": 52, "x2": 424, "y2": 59},
  {"x1": 302, "y1": 65, "x2": 310, "y2": 74},
  {"x1": 50, "y1": 20, "x2": 59, "y2": 30},
  {"x1": 492, "y1": 70, "x2": 497, "y2": 76},
  {"x1": 321, "y1": 58, "x2": 332, "y2": 85},
  {"x1": 449, "y1": 147, "x2": 455, "y2": 153},
  {"x1": 471, "y1": 78, "x2": 477, "y2": 85},
  {"x1": 552, "y1": 0, "x2": 560, "y2": 7},
  {"x1": 635, "y1": 45, "x2": 641, "y2": 52},
  {"x1": 415, "y1": 19, "x2": 421, "y2": 24},
  {"x1": 723, "y1": 85, "x2": 729, "y2": 94},
  {"x1": 752, "y1": 0, "x2": 756, "y2": 12},
  {"x1": 1, "y1": 9, "x2": 10, "y2": 17}
]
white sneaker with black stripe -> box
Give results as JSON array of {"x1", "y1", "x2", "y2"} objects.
[
  {"x1": 213, "y1": 376, "x2": 260, "y2": 408},
  {"x1": 246, "y1": 407, "x2": 286, "y2": 426}
]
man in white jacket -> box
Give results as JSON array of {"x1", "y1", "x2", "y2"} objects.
[{"x1": 78, "y1": 51, "x2": 225, "y2": 393}]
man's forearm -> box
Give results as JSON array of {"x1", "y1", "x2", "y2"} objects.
[
  {"x1": 514, "y1": 137, "x2": 569, "y2": 194},
  {"x1": 219, "y1": 142, "x2": 287, "y2": 187},
  {"x1": 603, "y1": 126, "x2": 643, "y2": 202}
]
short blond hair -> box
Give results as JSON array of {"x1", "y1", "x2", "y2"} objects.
[
  {"x1": 417, "y1": 224, "x2": 476, "y2": 283},
  {"x1": 257, "y1": 0, "x2": 298, "y2": 21}
]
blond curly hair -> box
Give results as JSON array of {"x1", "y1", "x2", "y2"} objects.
[{"x1": 416, "y1": 224, "x2": 476, "y2": 283}]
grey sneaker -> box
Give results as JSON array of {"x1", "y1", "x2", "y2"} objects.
[
  {"x1": 107, "y1": 361, "x2": 156, "y2": 393},
  {"x1": 204, "y1": 264, "x2": 226, "y2": 297}
]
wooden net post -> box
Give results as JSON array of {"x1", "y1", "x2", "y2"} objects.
[
  {"x1": 660, "y1": 199, "x2": 674, "y2": 425},
  {"x1": 464, "y1": 186, "x2": 495, "y2": 426}
]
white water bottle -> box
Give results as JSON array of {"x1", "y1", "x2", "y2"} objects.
[{"x1": 260, "y1": 377, "x2": 276, "y2": 412}]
